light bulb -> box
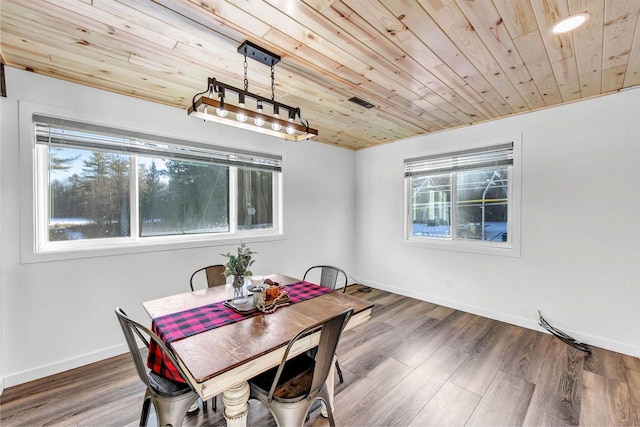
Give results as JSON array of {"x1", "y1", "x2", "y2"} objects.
[
  {"x1": 216, "y1": 90, "x2": 227, "y2": 117},
  {"x1": 271, "y1": 113, "x2": 282, "y2": 131},
  {"x1": 286, "y1": 118, "x2": 296, "y2": 135},
  {"x1": 271, "y1": 105, "x2": 282, "y2": 131},
  {"x1": 236, "y1": 103, "x2": 247, "y2": 123},
  {"x1": 254, "y1": 102, "x2": 265, "y2": 127}
]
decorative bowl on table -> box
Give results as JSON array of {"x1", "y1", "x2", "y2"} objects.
[{"x1": 250, "y1": 275, "x2": 265, "y2": 286}]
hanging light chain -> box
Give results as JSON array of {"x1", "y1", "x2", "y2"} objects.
[
  {"x1": 271, "y1": 62, "x2": 275, "y2": 101},
  {"x1": 243, "y1": 51, "x2": 249, "y2": 92}
]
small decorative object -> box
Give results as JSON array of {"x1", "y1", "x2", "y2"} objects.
[
  {"x1": 221, "y1": 242, "x2": 256, "y2": 304},
  {"x1": 256, "y1": 282, "x2": 290, "y2": 314}
]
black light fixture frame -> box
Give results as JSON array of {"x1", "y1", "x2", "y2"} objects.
[{"x1": 188, "y1": 41, "x2": 317, "y2": 141}]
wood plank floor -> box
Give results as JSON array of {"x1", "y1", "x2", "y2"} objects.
[{"x1": 2, "y1": 286, "x2": 639, "y2": 426}]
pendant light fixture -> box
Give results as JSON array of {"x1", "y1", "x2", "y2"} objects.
[{"x1": 189, "y1": 41, "x2": 318, "y2": 141}]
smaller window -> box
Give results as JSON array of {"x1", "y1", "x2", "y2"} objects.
[{"x1": 404, "y1": 139, "x2": 520, "y2": 256}]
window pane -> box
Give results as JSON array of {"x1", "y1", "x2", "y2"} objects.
[
  {"x1": 138, "y1": 157, "x2": 229, "y2": 236},
  {"x1": 456, "y1": 167, "x2": 509, "y2": 242},
  {"x1": 48, "y1": 147, "x2": 131, "y2": 241},
  {"x1": 237, "y1": 168, "x2": 273, "y2": 230},
  {"x1": 411, "y1": 173, "x2": 451, "y2": 238}
]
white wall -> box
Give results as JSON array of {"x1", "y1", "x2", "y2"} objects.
[
  {"x1": 355, "y1": 87, "x2": 640, "y2": 357},
  {"x1": 0, "y1": 67, "x2": 356, "y2": 387},
  {"x1": 0, "y1": 79, "x2": 4, "y2": 394}
]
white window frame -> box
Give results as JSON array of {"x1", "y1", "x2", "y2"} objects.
[
  {"x1": 403, "y1": 135, "x2": 521, "y2": 257},
  {"x1": 19, "y1": 101, "x2": 284, "y2": 263}
]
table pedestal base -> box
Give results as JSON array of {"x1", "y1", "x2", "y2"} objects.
[{"x1": 223, "y1": 381, "x2": 250, "y2": 427}]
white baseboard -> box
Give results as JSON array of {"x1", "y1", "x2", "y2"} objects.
[
  {"x1": 3, "y1": 344, "x2": 128, "y2": 389},
  {"x1": 0, "y1": 377, "x2": 5, "y2": 396},
  {"x1": 361, "y1": 279, "x2": 640, "y2": 359}
]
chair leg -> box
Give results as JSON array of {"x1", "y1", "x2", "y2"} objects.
[
  {"x1": 139, "y1": 396, "x2": 152, "y2": 427},
  {"x1": 319, "y1": 387, "x2": 336, "y2": 427},
  {"x1": 211, "y1": 396, "x2": 217, "y2": 412},
  {"x1": 335, "y1": 359, "x2": 344, "y2": 384}
]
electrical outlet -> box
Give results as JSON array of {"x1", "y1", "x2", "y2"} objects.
[{"x1": 445, "y1": 277, "x2": 452, "y2": 287}]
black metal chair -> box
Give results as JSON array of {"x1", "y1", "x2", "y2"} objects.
[
  {"x1": 115, "y1": 307, "x2": 198, "y2": 427},
  {"x1": 189, "y1": 264, "x2": 226, "y2": 291},
  {"x1": 303, "y1": 265, "x2": 348, "y2": 383},
  {"x1": 249, "y1": 308, "x2": 354, "y2": 427}
]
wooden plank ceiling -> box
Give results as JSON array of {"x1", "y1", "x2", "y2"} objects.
[{"x1": 1, "y1": 0, "x2": 639, "y2": 150}]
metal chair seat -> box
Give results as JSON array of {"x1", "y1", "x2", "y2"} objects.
[
  {"x1": 250, "y1": 354, "x2": 315, "y2": 403},
  {"x1": 148, "y1": 371, "x2": 192, "y2": 397}
]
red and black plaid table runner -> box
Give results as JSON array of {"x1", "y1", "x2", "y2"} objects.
[{"x1": 147, "y1": 281, "x2": 333, "y2": 382}]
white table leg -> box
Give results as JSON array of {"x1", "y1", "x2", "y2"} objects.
[
  {"x1": 321, "y1": 355, "x2": 337, "y2": 417},
  {"x1": 223, "y1": 381, "x2": 250, "y2": 427}
]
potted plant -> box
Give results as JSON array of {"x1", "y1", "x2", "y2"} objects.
[{"x1": 221, "y1": 242, "x2": 256, "y2": 303}]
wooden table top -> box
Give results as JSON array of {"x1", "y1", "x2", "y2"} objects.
[{"x1": 142, "y1": 274, "x2": 374, "y2": 384}]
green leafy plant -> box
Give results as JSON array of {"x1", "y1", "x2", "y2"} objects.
[{"x1": 221, "y1": 242, "x2": 256, "y2": 278}]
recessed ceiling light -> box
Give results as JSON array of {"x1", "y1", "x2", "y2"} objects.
[{"x1": 550, "y1": 13, "x2": 590, "y2": 34}]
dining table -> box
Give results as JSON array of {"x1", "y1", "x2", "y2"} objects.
[{"x1": 142, "y1": 273, "x2": 375, "y2": 427}]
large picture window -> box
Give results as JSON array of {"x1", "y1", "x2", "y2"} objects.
[
  {"x1": 405, "y1": 140, "x2": 520, "y2": 255},
  {"x1": 33, "y1": 114, "x2": 281, "y2": 254}
]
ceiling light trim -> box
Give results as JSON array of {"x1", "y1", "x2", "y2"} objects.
[{"x1": 550, "y1": 13, "x2": 590, "y2": 34}]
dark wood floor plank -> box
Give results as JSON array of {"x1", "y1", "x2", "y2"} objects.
[
  {"x1": 76, "y1": 393, "x2": 143, "y2": 426},
  {"x1": 624, "y1": 355, "x2": 640, "y2": 426},
  {"x1": 0, "y1": 355, "x2": 142, "y2": 426},
  {"x1": 522, "y1": 339, "x2": 584, "y2": 426},
  {"x1": 448, "y1": 321, "x2": 523, "y2": 395},
  {"x1": 337, "y1": 317, "x2": 395, "y2": 356},
  {"x1": 384, "y1": 299, "x2": 439, "y2": 326},
  {"x1": 466, "y1": 371, "x2": 535, "y2": 426},
  {"x1": 580, "y1": 371, "x2": 633, "y2": 426},
  {"x1": 408, "y1": 381, "x2": 480, "y2": 427},
  {"x1": 500, "y1": 329, "x2": 553, "y2": 384},
  {"x1": 333, "y1": 357, "x2": 413, "y2": 426},
  {"x1": 348, "y1": 345, "x2": 469, "y2": 426},
  {"x1": 390, "y1": 310, "x2": 475, "y2": 368},
  {"x1": 367, "y1": 294, "x2": 424, "y2": 324},
  {"x1": 445, "y1": 312, "x2": 495, "y2": 353},
  {"x1": 424, "y1": 304, "x2": 455, "y2": 320},
  {"x1": 340, "y1": 315, "x2": 438, "y2": 377},
  {"x1": 584, "y1": 346, "x2": 628, "y2": 382}
]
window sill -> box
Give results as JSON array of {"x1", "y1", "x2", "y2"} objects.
[
  {"x1": 403, "y1": 237, "x2": 520, "y2": 257},
  {"x1": 21, "y1": 233, "x2": 286, "y2": 264}
]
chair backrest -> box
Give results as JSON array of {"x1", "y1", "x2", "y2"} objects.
[
  {"x1": 303, "y1": 265, "x2": 348, "y2": 293},
  {"x1": 267, "y1": 307, "x2": 354, "y2": 402},
  {"x1": 190, "y1": 264, "x2": 226, "y2": 291},
  {"x1": 115, "y1": 307, "x2": 191, "y2": 390}
]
